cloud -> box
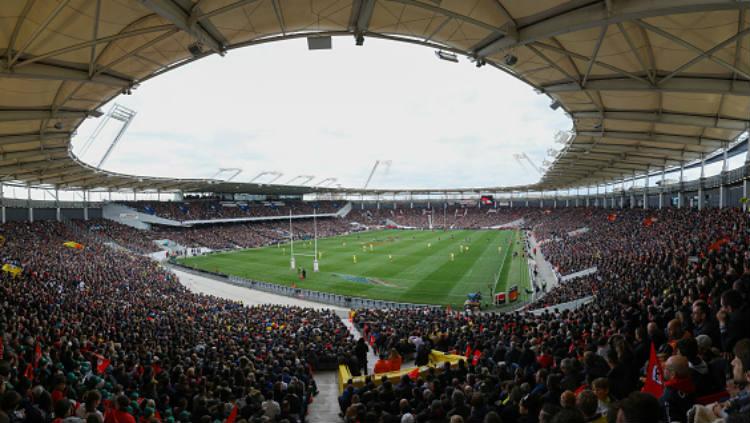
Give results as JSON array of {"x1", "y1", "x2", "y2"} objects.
[{"x1": 72, "y1": 37, "x2": 570, "y2": 189}]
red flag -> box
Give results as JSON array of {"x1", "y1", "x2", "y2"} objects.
[
  {"x1": 607, "y1": 213, "x2": 617, "y2": 222},
  {"x1": 465, "y1": 345, "x2": 472, "y2": 358},
  {"x1": 408, "y1": 368, "x2": 420, "y2": 380},
  {"x1": 33, "y1": 343, "x2": 42, "y2": 368},
  {"x1": 94, "y1": 353, "x2": 111, "y2": 374},
  {"x1": 574, "y1": 384, "x2": 588, "y2": 395},
  {"x1": 23, "y1": 363, "x2": 34, "y2": 380},
  {"x1": 641, "y1": 342, "x2": 664, "y2": 398},
  {"x1": 643, "y1": 217, "x2": 655, "y2": 227},
  {"x1": 708, "y1": 237, "x2": 730, "y2": 252},
  {"x1": 225, "y1": 404, "x2": 238, "y2": 423},
  {"x1": 472, "y1": 350, "x2": 482, "y2": 366}
]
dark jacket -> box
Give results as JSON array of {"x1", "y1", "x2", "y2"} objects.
[{"x1": 659, "y1": 376, "x2": 696, "y2": 423}]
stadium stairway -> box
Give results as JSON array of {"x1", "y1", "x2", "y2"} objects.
[
  {"x1": 528, "y1": 233, "x2": 562, "y2": 298},
  {"x1": 307, "y1": 311, "x2": 377, "y2": 422}
]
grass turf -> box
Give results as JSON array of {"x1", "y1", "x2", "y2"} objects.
[{"x1": 177, "y1": 229, "x2": 531, "y2": 308}]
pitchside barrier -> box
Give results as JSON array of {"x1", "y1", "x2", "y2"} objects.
[
  {"x1": 169, "y1": 262, "x2": 442, "y2": 311},
  {"x1": 337, "y1": 350, "x2": 467, "y2": 394}
]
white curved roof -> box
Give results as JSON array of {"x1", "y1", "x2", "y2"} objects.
[{"x1": 1, "y1": 0, "x2": 748, "y2": 192}]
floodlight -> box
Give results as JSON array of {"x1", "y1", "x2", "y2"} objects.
[
  {"x1": 504, "y1": 54, "x2": 518, "y2": 66},
  {"x1": 549, "y1": 100, "x2": 561, "y2": 110},
  {"x1": 355, "y1": 34, "x2": 365, "y2": 46},
  {"x1": 435, "y1": 50, "x2": 459, "y2": 63},
  {"x1": 187, "y1": 42, "x2": 203, "y2": 57}
]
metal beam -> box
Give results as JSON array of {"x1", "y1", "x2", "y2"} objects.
[
  {"x1": 569, "y1": 142, "x2": 708, "y2": 156},
  {"x1": 543, "y1": 76, "x2": 750, "y2": 95},
  {"x1": 25, "y1": 167, "x2": 90, "y2": 183},
  {"x1": 635, "y1": 20, "x2": 750, "y2": 82},
  {"x1": 0, "y1": 132, "x2": 71, "y2": 146},
  {"x1": 533, "y1": 42, "x2": 650, "y2": 84},
  {"x1": 574, "y1": 130, "x2": 726, "y2": 148},
  {"x1": 350, "y1": 0, "x2": 377, "y2": 34},
  {"x1": 0, "y1": 148, "x2": 68, "y2": 162},
  {"x1": 582, "y1": 26, "x2": 608, "y2": 87},
  {"x1": 194, "y1": 0, "x2": 262, "y2": 22},
  {"x1": 559, "y1": 154, "x2": 683, "y2": 166},
  {"x1": 477, "y1": 0, "x2": 750, "y2": 57},
  {"x1": 386, "y1": 0, "x2": 508, "y2": 34},
  {"x1": 0, "y1": 108, "x2": 102, "y2": 123},
  {"x1": 0, "y1": 58, "x2": 131, "y2": 87},
  {"x1": 573, "y1": 111, "x2": 749, "y2": 130},
  {"x1": 8, "y1": 0, "x2": 71, "y2": 67},
  {"x1": 11, "y1": 24, "x2": 175, "y2": 71},
  {"x1": 0, "y1": 158, "x2": 71, "y2": 176},
  {"x1": 140, "y1": 0, "x2": 224, "y2": 52}
]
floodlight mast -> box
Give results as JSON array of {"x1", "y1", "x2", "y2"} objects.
[
  {"x1": 316, "y1": 178, "x2": 337, "y2": 187},
  {"x1": 250, "y1": 171, "x2": 282, "y2": 183},
  {"x1": 209, "y1": 168, "x2": 242, "y2": 181},
  {"x1": 363, "y1": 160, "x2": 392, "y2": 189},
  {"x1": 78, "y1": 103, "x2": 137, "y2": 169},
  {"x1": 513, "y1": 153, "x2": 544, "y2": 175},
  {"x1": 286, "y1": 175, "x2": 315, "y2": 185}
]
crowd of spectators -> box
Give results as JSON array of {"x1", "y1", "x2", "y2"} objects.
[
  {"x1": 0, "y1": 221, "x2": 356, "y2": 423},
  {"x1": 341, "y1": 206, "x2": 750, "y2": 423},
  {"x1": 355, "y1": 207, "x2": 531, "y2": 229},
  {"x1": 119, "y1": 201, "x2": 341, "y2": 222},
  {"x1": 69, "y1": 218, "x2": 356, "y2": 253},
  {"x1": 2, "y1": 205, "x2": 750, "y2": 423}
]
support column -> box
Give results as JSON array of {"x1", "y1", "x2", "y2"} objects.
[
  {"x1": 659, "y1": 165, "x2": 665, "y2": 209},
  {"x1": 526, "y1": 190, "x2": 529, "y2": 207},
  {"x1": 643, "y1": 170, "x2": 648, "y2": 210},
  {"x1": 509, "y1": 191, "x2": 513, "y2": 208},
  {"x1": 55, "y1": 188, "x2": 61, "y2": 221},
  {"x1": 586, "y1": 187, "x2": 590, "y2": 207},
  {"x1": 744, "y1": 149, "x2": 750, "y2": 212},
  {"x1": 698, "y1": 154, "x2": 705, "y2": 210},
  {"x1": 720, "y1": 144, "x2": 728, "y2": 208},
  {"x1": 553, "y1": 189, "x2": 558, "y2": 208},
  {"x1": 83, "y1": 190, "x2": 89, "y2": 221},
  {"x1": 540, "y1": 191, "x2": 544, "y2": 208},
  {"x1": 677, "y1": 164, "x2": 684, "y2": 209},
  {"x1": 28, "y1": 186, "x2": 33, "y2": 222},
  {"x1": 0, "y1": 183, "x2": 5, "y2": 224},
  {"x1": 630, "y1": 171, "x2": 636, "y2": 209}
]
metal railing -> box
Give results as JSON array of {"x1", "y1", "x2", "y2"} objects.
[{"x1": 170, "y1": 263, "x2": 442, "y2": 310}]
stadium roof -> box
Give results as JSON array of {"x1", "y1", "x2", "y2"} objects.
[{"x1": 1, "y1": 0, "x2": 749, "y2": 193}]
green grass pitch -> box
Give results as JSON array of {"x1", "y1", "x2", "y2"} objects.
[{"x1": 177, "y1": 229, "x2": 531, "y2": 308}]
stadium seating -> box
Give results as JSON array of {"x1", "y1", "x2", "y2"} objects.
[
  {"x1": 0, "y1": 221, "x2": 355, "y2": 423},
  {"x1": 2, "y1": 206, "x2": 749, "y2": 423},
  {"x1": 118, "y1": 200, "x2": 341, "y2": 222}
]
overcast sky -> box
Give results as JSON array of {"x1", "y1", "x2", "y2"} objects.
[{"x1": 72, "y1": 37, "x2": 571, "y2": 190}]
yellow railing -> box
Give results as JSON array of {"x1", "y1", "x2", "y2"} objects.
[{"x1": 337, "y1": 350, "x2": 467, "y2": 394}]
